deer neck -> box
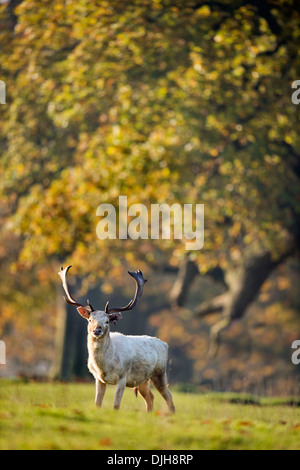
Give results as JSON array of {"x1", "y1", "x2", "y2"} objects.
[{"x1": 88, "y1": 331, "x2": 113, "y2": 359}]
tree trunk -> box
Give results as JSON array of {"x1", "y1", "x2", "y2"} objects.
[
  {"x1": 169, "y1": 256, "x2": 198, "y2": 306},
  {"x1": 194, "y1": 250, "x2": 293, "y2": 356},
  {"x1": 48, "y1": 284, "x2": 67, "y2": 380},
  {"x1": 196, "y1": 251, "x2": 292, "y2": 320},
  {"x1": 49, "y1": 279, "x2": 88, "y2": 380}
]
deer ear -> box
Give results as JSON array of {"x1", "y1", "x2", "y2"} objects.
[{"x1": 76, "y1": 306, "x2": 91, "y2": 319}]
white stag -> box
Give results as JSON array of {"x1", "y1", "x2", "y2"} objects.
[{"x1": 58, "y1": 266, "x2": 175, "y2": 413}]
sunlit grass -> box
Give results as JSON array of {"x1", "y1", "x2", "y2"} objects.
[{"x1": 0, "y1": 380, "x2": 299, "y2": 450}]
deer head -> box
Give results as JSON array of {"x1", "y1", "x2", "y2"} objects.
[{"x1": 58, "y1": 266, "x2": 147, "y2": 337}]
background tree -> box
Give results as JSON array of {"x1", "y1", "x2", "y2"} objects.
[{"x1": 0, "y1": 0, "x2": 299, "y2": 381}]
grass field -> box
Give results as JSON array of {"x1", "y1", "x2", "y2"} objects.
[{"x1": 0, "y1": 380, "x2": 299, "y2": 450}]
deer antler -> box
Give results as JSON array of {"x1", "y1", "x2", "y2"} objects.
[
  {"x1": 105, "y1": 270, "x2": 147, "y2": 323},
  {"x1": 58, "y1": 266, "x2": 94, "y2": 312},
  {"x1": 58, "y1": 266, "x2": 146, "y2": 324}
]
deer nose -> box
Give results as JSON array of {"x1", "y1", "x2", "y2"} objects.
[{"x1": 93, "y1": 327, "x2": 102, "y2": 336}]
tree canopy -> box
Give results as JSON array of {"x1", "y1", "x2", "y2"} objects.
[
  {"x1": 1, "y1": 0, "x2": 299, "y2": 281},
  {"x1": 0, "y1": 0, "x2": 299, "y2": 384}
]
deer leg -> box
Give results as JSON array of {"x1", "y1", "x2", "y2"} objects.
[
  {"x1": 137, "y1": 381, "x2": 154, "y2": 412},
  {"x1": 151, "y1": 372, "x2": 175, "y2": 414},
  {"x1": 113, "y1": 377, "x2": 126, "y2": 410},
  {"x1": 95, "y1": 379, "x2": 106, "y2": 407}
]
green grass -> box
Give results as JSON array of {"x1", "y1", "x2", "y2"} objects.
[{"x1": 0, "y1": 380, "x2": 299, "y2": 450}]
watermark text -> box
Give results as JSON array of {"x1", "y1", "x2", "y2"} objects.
[
  {"x1": 0, "y1": 340, "x2": 6, "y2": 365},
  {"x1": 291, "y1": 340, "x2": 300, "y2": 365},
  {"x1": 96, "y1": 196, "x2": 204, "y2": 250},
  {"x1": 0, "y1": 80, "x2": 6, "y2": 104},
  {"x1": 291, "y1": 80, "x2": 300, "y2": 105}
]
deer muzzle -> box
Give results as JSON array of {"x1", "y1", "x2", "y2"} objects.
[{"x1": 93, "y1": 327, "x2": 104, "y2": 338}]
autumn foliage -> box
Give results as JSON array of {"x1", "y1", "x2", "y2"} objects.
[{"x1": 0, "y1": 0, "x2": 299, "y2": 389}]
